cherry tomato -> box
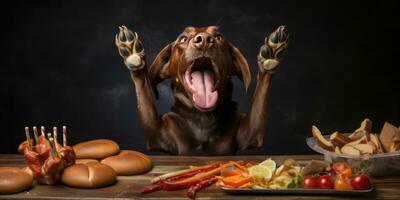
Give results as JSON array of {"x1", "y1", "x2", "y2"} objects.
[
  {"x1": 318, "y1": 175, "x2": 334, "y2": 189},
  {"x1": 351, "y1": 174, "x2": 371, "y2": 190},
  {"x1": 334, "y1": 176, "x2": 353, "y2": 190},
  {"x1": 302, "y1": 176, "x2": 318, "y2": 189}
]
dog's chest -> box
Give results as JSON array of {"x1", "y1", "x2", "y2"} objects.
[
  {"x1": 185, "y1": 114, "x2": 236, "y2": 155},
  {"x1": 187, "y1": 114, "x2": 218, "y2": 142}
]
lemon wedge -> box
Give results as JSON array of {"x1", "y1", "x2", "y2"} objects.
[
  {"x1": 259, "y1": 158, "x2": 276, "y2": 172},
  {"x1": 248, "y1": 165, "x2": 272, "y2": 181}
]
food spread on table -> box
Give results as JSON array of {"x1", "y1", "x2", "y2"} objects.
[
  {"x1": 0, "y1": 127, "x2": 153, "y2": 194},
  {"x1": 3, "y1": 123, "x2": 397, "y2": 198},
  {"x1": 140, "y1": 158, "x2": 373, "y2": 198}
]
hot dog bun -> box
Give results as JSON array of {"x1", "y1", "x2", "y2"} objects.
[
  {"x1": 101, "y1": 150, "x2": 152, "y2": 175},
  {"x1": 73, "y1": 139, "x2": 120, "y2": 159},
  {"x1": 0, "y1": 167, "x2": 33, "y2": 194},
  {"x1": 61, "y1": 162, "x2": 117, "y2": 188}
]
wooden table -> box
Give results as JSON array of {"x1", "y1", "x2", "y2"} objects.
[{"x1": 1, "y1": 154, "x2": 399, "y2": 199}]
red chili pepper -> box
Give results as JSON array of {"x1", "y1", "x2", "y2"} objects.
[
  {"x1": 187, "y1": 176, "x2": 217, "y2": 199},
  {"x1": 165, "y1": 163, "x2": 220, "y2": 182},
  {"x1": 140, "y1": 182, "x2": 164, "y2": 194},
  {"x1": 162, "y1": 178, "x2": 203, "y2": 191},
  {"x1": 141, "y1": 162, "x2": 226, "y2": 195}
]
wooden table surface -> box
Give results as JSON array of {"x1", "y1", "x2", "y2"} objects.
[{"x1": 1, "y1": 154, "x2": 399, "y2": 199}]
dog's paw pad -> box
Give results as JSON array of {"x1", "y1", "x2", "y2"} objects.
[
  {"x1": 258, "y1": 25, "x2": 289, "y2": 73},
  {"x1": 134, "y1": 40, "x2": 144, "y2": 52},
  {"x1": 126, "y1": 54, "x2": 142, "y2": 68},
  {"x1": 115, "y1": 25, "x2": 145, "y2": 71},
  {"x1": 118, "y1": 27, "x2": 135, "y2": 42},
  {"x1": 118, "y1": 45, "x2": 131, "y2": 57},
  {"x1": 268, "y1": 26, "x2": 288, "y2": 45},
  {"x1": 260, "y1": 45, "x2": 272, "y2": 60}
]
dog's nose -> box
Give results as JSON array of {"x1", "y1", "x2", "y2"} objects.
[{"x1": 192, "y1": 32, "x2": 215, "y2": 50}]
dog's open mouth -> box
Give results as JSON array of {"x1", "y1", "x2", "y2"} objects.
[{"x1": 184, "y1": 57, "x2": 219, "y2": 110}]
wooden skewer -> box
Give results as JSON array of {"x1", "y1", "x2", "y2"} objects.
[
  {"x1": 47, "y1": 133, "x2": 58, "y2": 158},
  {"x1": 62, "y1": 126, "x2": 67, "y2": 146},
  {"x1": 32, "y1": 126, "x2": 39, "y2": 144},
  {"x1": 24, "y1": 127, "x2": 32, "y2": 150},
  {"x1": 53, "y1": 127, "x2": 58, "y2": 145},
  {"x1": 41, "y1": 126, "x2": 45, "y2": 137}
]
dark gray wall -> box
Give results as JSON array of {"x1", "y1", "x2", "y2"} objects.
[{"x1": 1, "y1": 0, "x2": 399, "y2": 155}]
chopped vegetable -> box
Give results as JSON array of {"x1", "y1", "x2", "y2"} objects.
[{"x1": 287, "y1": 175, "x2": 302, "y2": 188}]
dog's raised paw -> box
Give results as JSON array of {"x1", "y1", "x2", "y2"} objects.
[
  {"x1": 115, "y1": 25, "x2": 145, "y2": 71},
  {"x1": 258, "y1": 25, "x2": 289, "y2": 73}
]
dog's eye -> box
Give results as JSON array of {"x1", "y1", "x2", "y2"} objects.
[
  {"x1": 215, "y1": 34, "x2": 223, "y2": 40},
  {"x1": 179, "y1": 36, "x2": 188, "y2": 43}
]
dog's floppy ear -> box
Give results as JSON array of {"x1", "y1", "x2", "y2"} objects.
[
  {"x1": 229, "y1": 43, "x2": 251, "y2": 92},
  {"x1": 149, "y1": 43, "x2": 172, "y2": 99}
]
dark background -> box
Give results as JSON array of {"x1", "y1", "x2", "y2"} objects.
[{"x1": 1, "y1": 0, "x2": 399, "y2": 155}]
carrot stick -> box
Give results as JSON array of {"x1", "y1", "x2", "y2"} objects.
[{"x1": 231, "y1": 161, "x2": 248, "y2": 172}]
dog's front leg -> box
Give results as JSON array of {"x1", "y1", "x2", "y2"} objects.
[
  {"x1": 237, "y1": 26, "x2": 289, "y2": 149},
  {"x1": 115, "y1": 26, "x2": 161, "y2": 148}
]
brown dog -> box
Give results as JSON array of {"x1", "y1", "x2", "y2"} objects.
[{"x1": 115, "y1": 25, "x2": 288, "y2": 155}]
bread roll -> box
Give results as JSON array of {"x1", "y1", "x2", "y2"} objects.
[
  {"x1": 61, "y1": 162, "x2": 117, "y2": 188},
  {"x1": 101, "y1": 150, "x2": 152, "y2": 175},
  {"x1": 0, "y1": 167, "x2": 33, "y2": 194},
  {"x1": 73, "y1": 139, "x2": 120, "y2": 159}
]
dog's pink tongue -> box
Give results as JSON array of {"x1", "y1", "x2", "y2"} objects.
[{"x1": 191, "y1": 70, "x2": 218, "y2": 109}]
